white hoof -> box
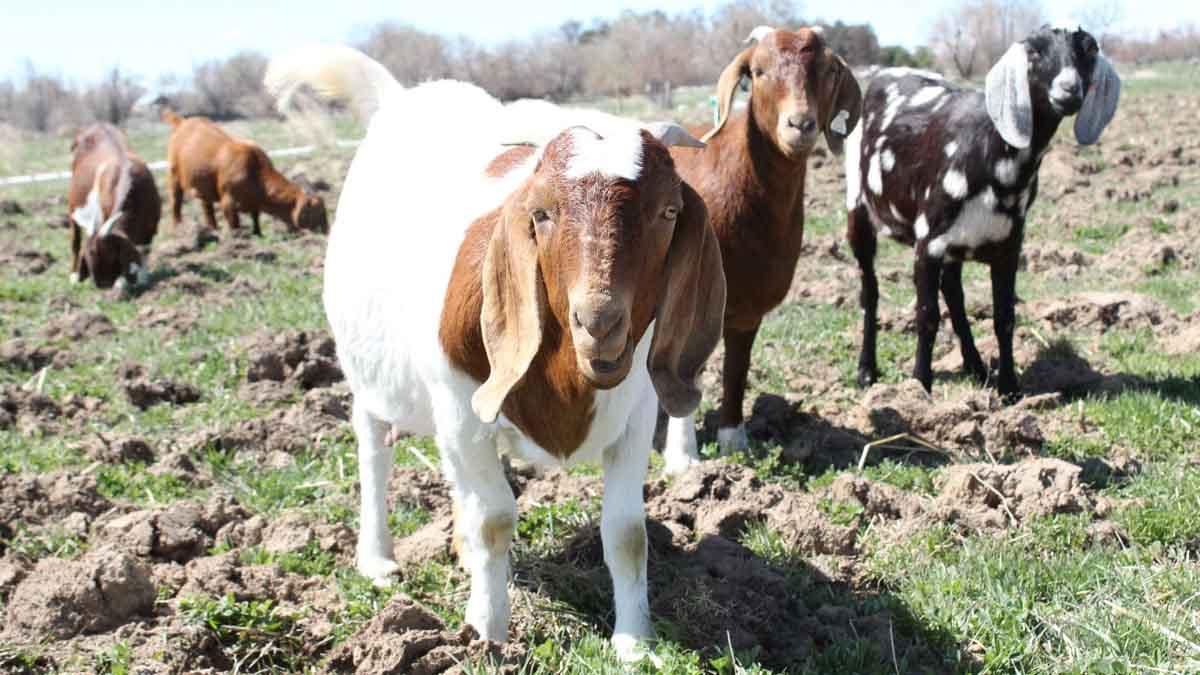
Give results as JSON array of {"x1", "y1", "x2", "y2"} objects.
[
  {"x1": 69, "y1": 271, "x2": 82, "y2": 284},
  {"x1": 716, "y1": 424, "x2": 749, "y2": 453},
  {"x1": 357, "y1": 554, "x2": 400, "y2": 586},
  {"x1": 612, "y1": 633, "x2": 662, "y2": 667},
  {"x1": 663, "y1": 416, "x2": 700, "y2": 476}
]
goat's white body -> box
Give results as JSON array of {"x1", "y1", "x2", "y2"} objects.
[{"x1": 300, "y1": 48, "x2": 658, "y2": 661}]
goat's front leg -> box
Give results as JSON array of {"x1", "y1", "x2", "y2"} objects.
[
  {"x1": 352, "y1": 403, "x2": 398, "y2": 583},
  {"x1": 69, "y1": 221, "x2": 83, "y2": 283},
  {"x1": 220, "y1": 194, "x2": 240, "y2": 231},
  {"x1": 990, "y1": 254, "x2": 1021, "y2": 400},
  {"x1": 200, "y1": 200, "x2": 220, "y2": 232},
  {"x1": 912, "y1": 251, "x2": 943, "y2": 392},
  {"x1": 717, "y1": 321, "x2": 759, "y2": 451},
  {"x1": 437, "y1": 414, "x2": 515, "y2": 641},
  {"x1": 941, "y1": 261, "x2": 988, "y2": 384},
  {"x1": 603, "y1": 396, "x2": 655, "y2": 663}
]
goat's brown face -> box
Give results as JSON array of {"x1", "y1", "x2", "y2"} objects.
[
  {"x1": 711, "y1": 27, "x2": 862, "y2": 158},
  {"x1": 530, "y1": 129, "x2": 681, "y2": 388},
  {"x1": 294, "y1": 195, "x2": 329, "y2": 234},
  {"x1": 472, "y1": 126, "x2": 727, "y2": 424},
  {"x1": 85, "y1": 232, "x2": 143, "y2": 290}
]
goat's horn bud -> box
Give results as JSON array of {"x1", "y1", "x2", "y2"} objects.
[{"x1": 745, "y1": 26, "x2": 776, "y2": 44}]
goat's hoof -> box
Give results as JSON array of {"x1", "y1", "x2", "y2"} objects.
[
  {"x1": 856, "y1": 368, "x2": 878, "y2": 388},
  {"x1": 612, "y1": 634, "x2": 662, "y2": 667},
  {"x1": 357, "y1": 555, "x2": 400, "y2": 586},
  {"x1": 662, "y1": 451, "x2": 700, "y2": 477},
  {"x1": 716, "y1": 425, "x2": 749, "y2": 453},
  {"x1": 69, "y1": 271, "x2": 82, "y2": 284}
]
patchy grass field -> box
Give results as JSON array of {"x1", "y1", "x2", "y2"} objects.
[{"x1": 1, "y1": 62, "x2": 1199, "y2": 674}]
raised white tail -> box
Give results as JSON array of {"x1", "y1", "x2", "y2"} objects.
[{"x1": 264, "y1": 45, "x2": 399, "y2": 122}]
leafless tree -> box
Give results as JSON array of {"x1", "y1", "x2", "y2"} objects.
[
  {"x1": 930, "y1": 0, "x2": 1045, "y2": 78},
  {"x1": 190, "y1": 51, "x2": 272, "y2": 119},
  {"x1": 358, "y1": 22, "x2": 455, "y2": 85},
  {"x1": 1073, "y1": 0, "x2": 1123, "y2": 50},
  {"x1": 82, "y1": 67, "x2": 145, "y2": 126}
]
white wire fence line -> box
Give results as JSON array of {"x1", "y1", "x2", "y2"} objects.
[{"x1": 0, "y1": 139, "x2": 361, "y2": 188}]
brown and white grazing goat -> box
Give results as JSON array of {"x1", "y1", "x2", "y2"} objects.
[
  {"x1": 162, "y1": 109, "x2": 328, "y2": 236},
  {"x1": 846, "y1": 27, "x2": 1120, "y2": 399},
  {"x1": 264, "y1": 45, "x2": 724, "y2": 661},
  {"x1": 67, "y1": 123, "x2": 160, "y2": 289},
  {"x1": 662, "y1": 26, "x2": 862, "y2": 472}
]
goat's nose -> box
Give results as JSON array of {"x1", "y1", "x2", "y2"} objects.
[
  {"x1": 572, "y1": 304, "x2": 623, "y2": 342},
  {"x1": 788, "y1": 115, "x2": 818, "y2": 134}
]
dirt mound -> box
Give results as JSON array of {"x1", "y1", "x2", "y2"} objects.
[
  {"x1": 0, "y1": 246, "x2": 54, "y2": 275},
  {"x1": 97, "y1": 498, "x2": 249, "y2": 564},
  {"x1": 124, "y1": 377, "x2": 202, "y2": 409},
  {"x1": 1161, "y1": 322, "x2": 1200, "y2": 356},
  {"x1": 0, "y1": 472, "x2": 110, "y2": 539},
  {"x1": 325, "y1": 595, "x2": 525, "y2": 674},
  {"x1": 39, "y1": 310, "x2": 114, "y2": 341},
  {"x1": 242, "y1": 329, "x2": 343, "y2": 391},
  {"x1": 0, "y1": 386, "x2": 104, "y2": 434},
  {"x1": 3, "y1": 545, "x2": 155, "y2": 640},
  {"x1": 0, "y1": 338, "x2": 73, "y2": 372},
  {"x1": 1033, "y1": 292, "x2": 1173, "y2": 333},
  {"x1": 81, "y1": 434, "x2": 155, "y2": 463},
  {"x1": 184, "y1": 387, "x2": 350, "y2": 456},
  {"x1": 931, "y1": 458, "x2": 1093, "y2": 531}
]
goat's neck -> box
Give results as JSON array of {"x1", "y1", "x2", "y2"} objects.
[
  {"x1": 724, "y1": 111, "x2": 809, "y2": 227},
  {"x1": 261, "y1": 167, "x2": 302, "y2": 223},
  {"x1": 1026, "y1": 100, "x2": 1066, "y2": 163}
]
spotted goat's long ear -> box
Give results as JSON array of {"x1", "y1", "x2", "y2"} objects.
[
  {"x1": 986, "y1": 43, "x2": 1033, "y2": 149},
  {"x1": 1075, "y1": 54, "x2": 1120, "y2": 145}
]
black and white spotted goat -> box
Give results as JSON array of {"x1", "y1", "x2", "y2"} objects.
[{"x1": 845, "y1": 26, "x2": 1120, "y2": 398}]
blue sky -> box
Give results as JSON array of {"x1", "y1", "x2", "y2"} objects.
[{"x1": 3, "y1": 0, "x2": 1194, "y2": 83}]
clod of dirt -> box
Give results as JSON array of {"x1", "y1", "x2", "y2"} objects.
[
  {"x1": 3, "y1": 545, "x2": 155, "y2": 640},
  {"x1": 0, "y1": 338, "x2": 73, "y2": 372},
  {"x1": 394, "y1": 516, "x2": 455, "y2": 569},
  {"x1": 0, "y1": 471, "x2": 111, "y2": 528},
  {"x1": 932, "y1": 458, "x2": 1093, "y2": 531},
  {"x1": 39, "y1": 311, "x2": 114, "y2": 341},
  {"x1": 827, "y1": 475, "x2": 925, "y2": 521},
  {"x1": 124, "y1": 378, "x2": 202, "y2": 410},
  {"x1": 0, "y1": 199, "x2": 24, "y2": 215},
  {"x1": 1034, "y1": 292, "x2": 1172, "y2": 333},
  {"x1": 0, "y1": 558, "x2": 28, "y2": 602},
  {"x1": 325, "y1": 595, "x2": 524, "y2": 674},
  {"x1": 177, "y1": 551, "x2": 324, "y2": 604},
  {"x1": 242, "y1": 329, "x2": 343, "y2": 391},
  {"x1": 82, "y1": 435, "x2": 155, "y2": 464},
  {"x1": 100, "y1": 504, "x2": 210, "y2": 563},
  {"x1": 1162, "y1": 323, "x2": 1200, "y2": 356},
  {"x1": 0, "y1": 247, "x2": 55, "y2": 275}
]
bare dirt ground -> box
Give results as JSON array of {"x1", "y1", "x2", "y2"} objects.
[{"x1": 1, "y1": 67, "x2": 1199, "y2": 674}]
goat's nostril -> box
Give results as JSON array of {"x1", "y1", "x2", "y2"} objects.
[
  {"x1": 787, "y1": 115, "x2": 818, "y2": 134},
  {"x1": 575, "y1": 305, "x2": 623, "y2": 341}
]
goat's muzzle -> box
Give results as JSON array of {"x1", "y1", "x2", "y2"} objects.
[
  {"x1": 777, "y1": 111, "x2": 820, "y2": 157},
  {"x1": 570, "y1": 296, "x2": 632, "y2": 388}
]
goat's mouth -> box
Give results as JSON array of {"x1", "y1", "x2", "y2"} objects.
[
  {"x1": 776, "y1": 128, "x2": 818, "y2": 158},
  {"x1": 1050, "y1": 94, "x2": 1082, "y2": 116},
  {"x1": 576, "y1": 343, "x2": 633, "y2": 389}
]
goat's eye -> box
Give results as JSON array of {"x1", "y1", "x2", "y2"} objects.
[
  {"x1": 752, "y1": 68, "x2": 765, "y2": 78},
  {"x1": 530, "y1": 208, "x2": 553, "y2": 233},
  {"x1": 663, "y1": 205, "x2": 679, "y2": 220}
]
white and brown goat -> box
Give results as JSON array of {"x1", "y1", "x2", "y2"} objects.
[
  {"x1": 265, "y1": 45, "x2": 724, "y2": 661},
  {"x1": 846, "y1": 27, "x2": 1120, "y2": 398},
  {"x1": 67, "y1": 123, "x2": 160, "y2": 289}
]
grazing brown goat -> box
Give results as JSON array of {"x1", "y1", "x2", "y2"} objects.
[
  {"x1": 67, "y1": 123, "x2": 160, "y2": 289},
  {"x1": 661, "y1": 26, "x2": 863, "y2": 473},
  {"x1": 162, "y1": 109, "x2": 327, "y2": 235}
]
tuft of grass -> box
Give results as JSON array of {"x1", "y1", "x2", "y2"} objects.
[
  {"x1": 239, "y1": 541, "x2": 337, "y2": 578},
  {"x1": 3, "y1": 523, "x2": 87, "y2": 560},
  {"x1": 179, "y1": 593, "x2": 316, "y2": 673}
]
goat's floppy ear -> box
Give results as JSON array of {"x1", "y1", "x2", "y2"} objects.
[
  {"x1": 819, "y1": 50, "x2": 862, "y2": 156},
  {"x1": 472, "y1": 200, "x2": 545, "y2": 424},
  {"x1": 703, "y1": 47, "x2": 754, "y2": 143},
  {"x1": 1075, "y1": 54, "x2": 1120, "y2": 145},
  {"x1": 644, "y1": 122, "x2": 705, "y2": 149},
  {"x1": 649, "y1": 182, "x2": 725, "y2": 417},
  {"x1": 986, "y1": 43, "x2": 1033, "y2": 149}
]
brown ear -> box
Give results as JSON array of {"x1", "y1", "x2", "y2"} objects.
[
  {"x1": 819, "y1": 50, "x2": 862, "y2": 156},
  {"x1": 702, "y1": 47, "x2": 754, "y2": 143},
  {"x1": 649, "y1": 182, "x2": 726, "y2": 417},
  {"x1": 471, "y1": 202, "x2": 545, "y2": 424}
]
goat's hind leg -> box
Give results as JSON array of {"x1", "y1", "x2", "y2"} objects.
[
  {"x1": 848, "y1": 205, "x2": 880, "y2": 387},
  {"x1": 352, "y1": 402, "x2": 399, "y2": 583}
]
